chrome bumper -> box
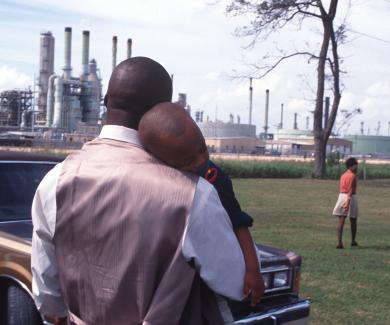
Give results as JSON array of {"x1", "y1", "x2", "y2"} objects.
[{"x1": 234, "y1": 299, "x2": 311, "y2": 325}]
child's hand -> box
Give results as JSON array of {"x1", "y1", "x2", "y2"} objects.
[
  {"x1": 343, "y1": 202, "x2": 350, "y2": 213},
  {"x1": 244, "y1": 270, "x2": 265, "y2": 307}
]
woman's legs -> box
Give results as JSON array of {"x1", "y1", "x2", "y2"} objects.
[
  {"x1": 336, "y1": 216, "x2": 346, "y2": 248},
  {"x1": 350, "y1": 217, "x2": 358, "y2": 246}
]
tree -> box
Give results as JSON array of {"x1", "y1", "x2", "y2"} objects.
[{"x1": 226, "y1": 0, "x2": 347, "y2": 178}]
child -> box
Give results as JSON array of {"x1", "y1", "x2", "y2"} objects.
[
  {"x1": 138, "y1": 102, "x2": 265, "y2": 306},
  {"x1": 332, "y1": 157, "x2": 359, "y2": 249}
]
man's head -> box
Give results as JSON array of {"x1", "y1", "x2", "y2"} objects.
[
  {"x1": 104, "y1": 57, "x2": 172, "y2": 129},
  {"x1": 346, "y1": 157, "x2": 358, "y2": 172},
  {"x1": 139, "y1": 102, "x2": 209, "y2": 172}
]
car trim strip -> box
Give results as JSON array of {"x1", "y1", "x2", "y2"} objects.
[
  {"x1": 0, "y1": 160, "x2": 58, "y2": 164},
  {"x1": 234, "y1": 299, "x2": 311, "y2": 324}
]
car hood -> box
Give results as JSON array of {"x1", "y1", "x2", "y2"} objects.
[
  {"x1": 0, "y1": 220, "x2": 33, "y2": 242},
  {"x1": 256, "y1": 243, "x2": 297, "y2": 268},
  {"x1": 0, "y1": 222, "x2": 299, "y2": 267}
]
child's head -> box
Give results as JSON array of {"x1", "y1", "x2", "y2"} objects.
[
  {"x1": 345, "y1": 157, "x2": 358, "y2": 172},
  {"x1": 139, "y1": 102, "x2": 209, "y2": 172}
]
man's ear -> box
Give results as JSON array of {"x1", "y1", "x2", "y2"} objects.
[{"x1": 104, "y1": 94, "x2": 108, "y2": 107}]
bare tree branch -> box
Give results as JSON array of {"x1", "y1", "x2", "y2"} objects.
[
  {"x1": 224, "y1": 0, "x2": 347, "y2": 177},
  {"x1": 250, "y1": 51, "x2": 318, "y2": 78}
]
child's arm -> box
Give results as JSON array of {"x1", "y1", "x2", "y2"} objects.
[
  {"x1": 235, "y1": 227, "x2": 265, "y2": 306},
  {"x1": 344, "y1": 174, "x2": 356, "y2": 212}
]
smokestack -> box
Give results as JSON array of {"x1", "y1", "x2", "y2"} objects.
[
  {"x1": 177, "y1": 93, "x2": 187, "y2": 108},
  {"x1": 112, "y1": 36, "x2": 117, "y2": 72},
  {"x1": 249, "y1": 78, "x2": 253, "y2": 125},
  {"x1": 264, "y1": 89, "x2": 269, "y2": 137},
  {"x1": 388, "y1": 121, "x2": 390, "y2": 137},
  {"x1": 294, "y1": 113, "x2": 298, "y2": 129},
  {"x1": 280, "y1": 103, "x2": 284, "y2": 129},
  {"x1": 360, "y1": 122, "x2": 364, "y2": 135},
  {"x1": 127, "y1": 38, "x2": 132, "y2": 59},
  {"x1": 81, "y1": 30, "x2": 90, "y2": 78},
  {"x1": 306, "y1": 116, "x2": 310, "y2": 130},
  {"x1": 63, "y1": 27, "x2": 72, "y2": 79},
  {"x1": 38, "y1": 31, "x2": 55, "y2": 121},
  {"x1": 324, "y1": 96, "x2": 330, "y2": 129}
]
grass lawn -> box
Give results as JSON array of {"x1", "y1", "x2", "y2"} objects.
[{"x1": 233, "y1": 178, "x2": 390, "y2": 325}]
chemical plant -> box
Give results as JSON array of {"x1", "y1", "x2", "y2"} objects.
[
  {"x1": 0, "y1": 27, "x2": 132, "y2": 141},
  {"x1": 1, "y1": 27, "x2": 390, "y2": 158}
]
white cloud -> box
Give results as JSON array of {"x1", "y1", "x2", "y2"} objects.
[
  {"x1": 204, "y1": 72, "x2": 220, "y2": 80},
  {"x1": 366, "y1": 81, "x2": 390, "y2": 97},
  {"x1": 0, "y1": 66, "x2": 33, "y2": 91},
  {"x1": 12, "y1": 0, "x2": 213, "y2": 27}
]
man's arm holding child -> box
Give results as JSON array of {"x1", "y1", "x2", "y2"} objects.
[
  {"x1": 235, "y1": 227, "x2": 265, "y2": 306},
  {"x1": 182, "y1": 178, "x2": 247, "y2": 301}
]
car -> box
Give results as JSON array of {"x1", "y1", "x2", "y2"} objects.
[{"x1": 0, "y1": 151, "x2": 310, "y2": 325}]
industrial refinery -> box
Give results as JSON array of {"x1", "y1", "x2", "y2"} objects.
[
  {"x1": 38, "y1": 28, "x2": 102, "y2": 132},
  {"x1": 0, "y1": 27, "x2": 390, "y2": 158},
  {"x1": 0, "y1": 27, "x2": 132, "y2": 137}
]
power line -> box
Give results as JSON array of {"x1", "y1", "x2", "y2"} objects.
[{"x1": 347, "y1": 28, "x2": 390, "y2": 45}]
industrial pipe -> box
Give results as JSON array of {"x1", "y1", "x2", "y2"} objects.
[
  {"x1": 52, "y1": 77, "x2": 64, "y2": 128},
  {"x1": 81, "y1": 30, "x2": 90, "y2": 78},
  {"x1": 294, "y1": 113, "x2": 298, "y2": 130},
  {"x1": 280, "y1": 103, "x2": 284, "y2": 129},
  {"x1": 264, "y1": 89, "x2": 269, "y2": 137},
  {"x1": 46, "y1": 74, "x2": 57, "y2": 127},
  {"x1": 112, "y1": 36, "x2": 117, "y2": 71},
  {"x1": 249, "y1": 78, "x2": 253, "y2": 125},
  {"x1": 63, "y1": 27, "x2": 72, "y2": 79},
  {"x1": 127, "y1": 38, "x2": 132, "y2": 59}
]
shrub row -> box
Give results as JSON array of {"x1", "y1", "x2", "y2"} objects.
[{"x1": 213, "y1": 159, "x2": 390, "y2": 179}]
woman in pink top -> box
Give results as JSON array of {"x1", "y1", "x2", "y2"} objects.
[{"x1": 332, "y1": 157, "x2": 359, "y2": 249}]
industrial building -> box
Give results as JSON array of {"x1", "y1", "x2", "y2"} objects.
[
  {"x1": 194, "y1": 86, "x2": 354, "y2": 157},
  {"x1": 272, "y1": 129, "x2": 352, "y2": 156},
  {"x1": 343, "y1": 135, "x2": 390, "y2": 156},
  {"x1": 0, "y1": 89, "x2": 34, "y2": 128},
  {"x1": 40, "y1": 27, "x2": 103, "y2": 133},
  {"x1": 0, "y1": 27, "x2": 133, "y2": 144}
]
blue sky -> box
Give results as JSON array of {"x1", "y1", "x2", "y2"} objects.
[{"x1": 1, "y1": 0, "x2": 390, "y2": 136}]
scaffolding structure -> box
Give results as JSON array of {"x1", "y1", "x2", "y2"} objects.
[{"x1": 0, "y1": 89, "x2": 34, "y2": 127}]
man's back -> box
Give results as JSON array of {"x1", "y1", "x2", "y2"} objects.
[{"x1": 54, "y1": 138, "x2": 197, "y2": 324}]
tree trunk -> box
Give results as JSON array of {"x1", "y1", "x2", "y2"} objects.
[
  {"x1": 314, "y1": 138, "x2": 326, "y2": 178},
  {"x1": 313, "y1": 18, "x2": 331, "y2": 178}
]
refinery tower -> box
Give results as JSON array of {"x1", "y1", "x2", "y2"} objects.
[{"x1": 36, "y1": 27, "x2": 103, "y2": 132}]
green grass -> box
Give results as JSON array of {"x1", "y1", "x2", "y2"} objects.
[{"x1": 233, "y1": 178, "x2": 390, "y2": 325}]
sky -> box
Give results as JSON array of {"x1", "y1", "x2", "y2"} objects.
[{"x1": 1, "y1": 0, "x2": 390, "y2": 136}]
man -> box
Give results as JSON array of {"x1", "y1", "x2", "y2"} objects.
[
  {"x1": 332, "y1": 157, "x2": 359, "y2": 249},
  {"x1": 31, "y1": 57, "x2": 249, "y2": 324}
]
